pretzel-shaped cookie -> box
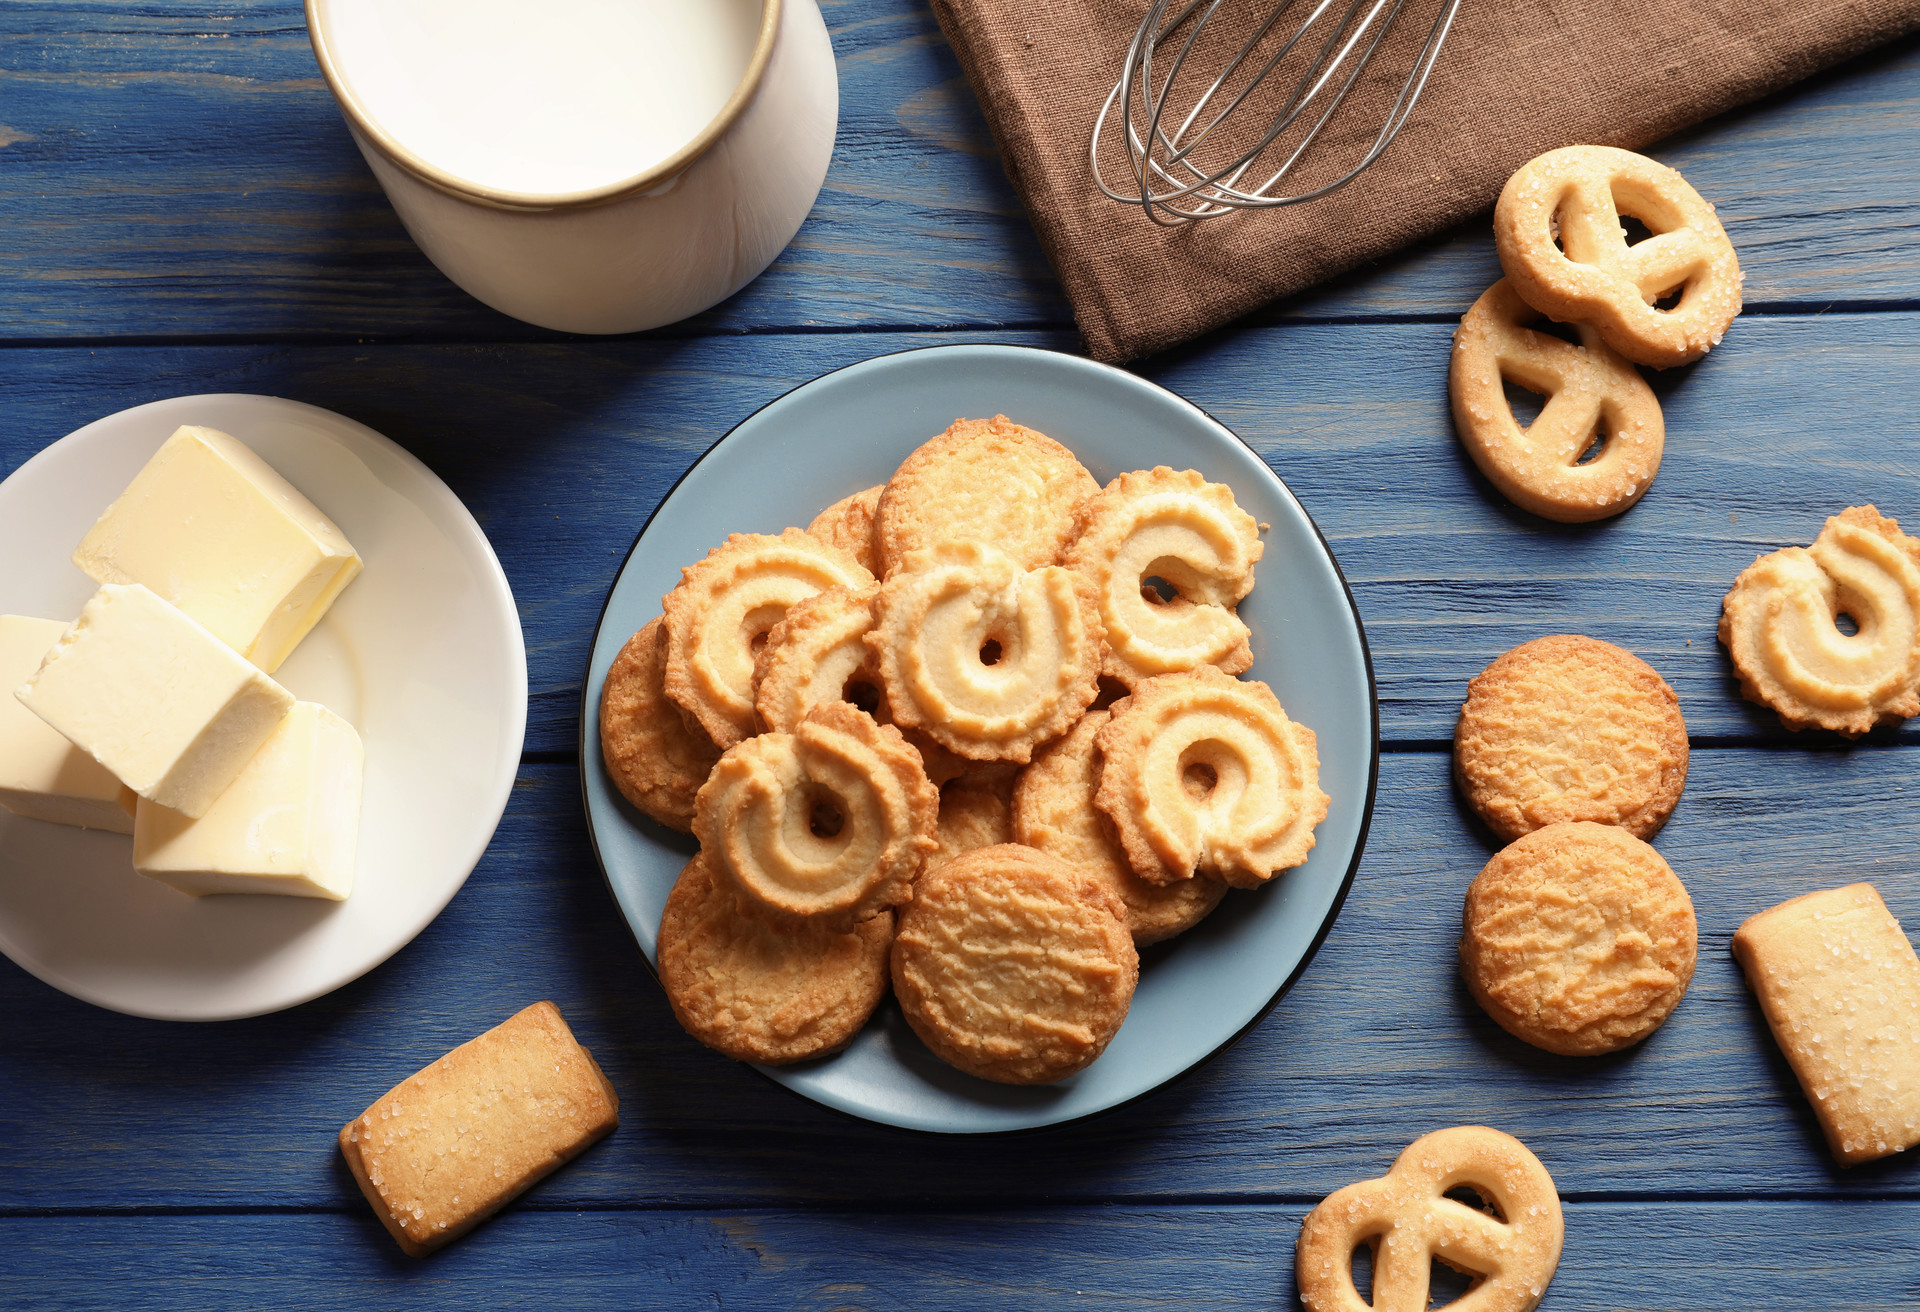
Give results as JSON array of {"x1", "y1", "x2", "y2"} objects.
[
  {"x1": 1296, "y1": 1126, "x2": 1563, "y2": 1312},
  {"x1": 1450, "y1": 279, "x2": 1664, "y2": 523},
  {"x1": 1495, "y1": 145, "x2": 1741, "y2": 368},
  {"x1": 1719, "y1": 505, "x2": 1920, "y2": 735}
]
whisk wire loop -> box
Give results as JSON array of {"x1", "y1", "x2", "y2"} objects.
[{"x1": 1092, "y1": 0, "x2": 1463, "y2": 225}]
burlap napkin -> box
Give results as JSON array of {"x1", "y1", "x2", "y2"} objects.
[{"x1": 928, "y1": 0, "x2": 1920, "y2": 362}]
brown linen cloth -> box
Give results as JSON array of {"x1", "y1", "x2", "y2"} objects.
[{"x1": 927, "y1": 0, "x2": 1920, "y2": 362}]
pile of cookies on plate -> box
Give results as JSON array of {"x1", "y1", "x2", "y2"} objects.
[{"x1": 600, "y1": 415, "x2": 1330, "y2": 1084}]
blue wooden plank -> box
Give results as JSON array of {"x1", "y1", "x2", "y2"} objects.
[
  {"x1": 0, "y1": 5, "x2": 1917, "y2": 341},
  {"x1": 3, "y1": 314, "x2": 1917, "y2": 752},
  {"x1": 2, "y1": 1201, "x2": 1917, "y2": 1310},
  {"x1": 5, "y1": 748, "x2": 1919, "y2": 1210}
]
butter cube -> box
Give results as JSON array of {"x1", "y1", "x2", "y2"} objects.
[
  {"x1": 134, "y1": 702, "x2": 363, "y2": 899},
  {"x1": 0, "y1": 615, "x2": 137, "y2": 832},
  {"x1": 73, "y1": 425, "x2": 362, "y2": 672},
  {"x1": 16, "y1": 584, "x2": 295, "y2": 818}
]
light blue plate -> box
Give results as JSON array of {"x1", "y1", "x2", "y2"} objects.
[{"x1": 580, "y1": 343, "x2": 1377, "y2": 1134}]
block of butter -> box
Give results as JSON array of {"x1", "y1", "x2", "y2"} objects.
[
  {"x1": 73, "y1": 425, "x2": 362, "y2": 673},
  {"x1": 0, "y1": 615, "x2": 136, "y2": 833},
  {"x1": 134, "y1": 701, "x2": 364, "y2": 899},
  {"x1": 16, "y1": 584, "x2": 295, "y2": 819}
]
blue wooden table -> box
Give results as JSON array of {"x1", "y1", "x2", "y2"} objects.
[{"x1": 5, "y1": 4, "x2": 1920, "y2": 1307}]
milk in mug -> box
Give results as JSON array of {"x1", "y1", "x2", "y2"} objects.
[{"x1": 315, "y1": 0, "x2": 765, "y2": 195}]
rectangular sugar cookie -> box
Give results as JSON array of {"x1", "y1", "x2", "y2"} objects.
[
  {"x1": 339, "y1": 1001, "x2": 619, "y2": 1256},
  {"x1": 1732, "y1": 883, "x2": 1920, "y2": 1166}
]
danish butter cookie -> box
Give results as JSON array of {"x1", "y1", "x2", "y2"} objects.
[
  {"x1": 892, "y1": 844, "x2": 1138, "y2": 1084},
  {"x1": 926, "y1": 768, "x2": 1016, "y2": 874},
  {"x1": 1461, "y1": 821, "x2": 1696, "y2": 1056},
  {"x1": 1732, "y1": 883, "x2": 1920, "y2": 1166},
  {"x1": 1450, "y1": 279, "x2": 1665, "y2": 523},
  {"x1": 873, "y1": 415, "x2": 1098, "y2": 575},
  {"x1": 1014, "y1": 709, "x2": 1227, "y2": 945},
  {"x1": 694, "y1": 701, "x2": 937, "y2": 930},
  {"x1": 752, "y1": 585, "x2": 969, "y2": 783},
  {"x1": 1094, "y1": 667, "x2": 1328, "y2": 889},
  {"x1": 866, "y1": 540, "x2": 1105, "y2": 764},
  {"x1": 1060, "y1": 466, "x2": 1262, "y2": 687},
  {"x1": 658, "y1": 851, "x2": 893, "y2": 1065},
  {"x1": 1495, "y1": 144, "x2": 1742, "y2": 368},
  {"x1": 599, "y1": 617, "x2": 721, "y2": 832},
  {"x1": 1454, "y1": 634, "x2": 1688, "y2": 843},
  {"x1": 663, "y1": 528, "x2": 874, "y2": 749},
  {"x1": 806, "y1": 486, "x2": 882, "y2": 575},
  {"x1": 1296, "y1": 1125, "x2": 1563, "y2": 1312},
  {"x1": 1719, "y1": 505, "x2": 1920, "y2": 735},
  {"x1": 339, "y1": 1001, "x2": 619, "y2": 1258}
]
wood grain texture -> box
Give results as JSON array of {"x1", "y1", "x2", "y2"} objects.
[
  {"x1": 0, "y1": 5, "x2": 1917, "y2": 342},
  {"x1": 5, "y1": 1202, "x2": 1920, "y2": 1309},
  {"x1": 4, "y1": 313, "x2": 1917, "y2": 751},
  {"x1": 5, "y1": 749, "x2": 1919, "y2": 1210}
]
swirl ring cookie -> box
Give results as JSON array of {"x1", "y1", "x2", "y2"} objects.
[
  {"x1": 1719, "y1": 505, "x2": 1920, "y2": 735},
  {"x1": 806, "y1": 486, "x2": 882, "y2": 576},
  {"x1": 663, "y1": 528, "x2": 875, "y2": 749},
  {"x1": 1450, "y1": 279, "x2": 1664, "y2": 523},
  {"x1": 1014, "y1": 710, "x2": 1227, "y2": 945},
  {"x1": 1461, "y1": 821, "x2": 1697, "y2": 1056},
  {"x1": 693, "y1": 701, "x2": 937, "y2": 931},
  {"x1": 873, "y1": 416, "x2": 1098, "y2": 575},
  {"x1": 866, "y1": 540, "x2": 1105, "y2": 763},
  {"x1": 658, "y1": 852, "x2": 893, "y2": 1065},
  {"x1": 1061, "y1": 466, "x2": 1262, "y2": 687},
  {"x1": 598, "y1": 616, "x2": 721, "y2": 833},
  {"x1": 892, "y1": 844, "x2": 1139, "y2": 1085},
  {"x1": 1494, "y1": 144, "x2": 1742, "y2": 368},
  {"x1": 1094, "y1": 667, "x2": 1328, "y2": 889},
  {"x1": 753, "y1": 586, "x2": 971, "y2": 784},
  {"x1": 1454, "y1": 635, "x2": 1688, "y2": 843}
]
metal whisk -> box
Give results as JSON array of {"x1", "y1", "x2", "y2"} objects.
[{"x1": 1092, "y1": 0, "x2": 1463, "y2": 225}]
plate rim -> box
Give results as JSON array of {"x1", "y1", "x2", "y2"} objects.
[
  {"x1": 0, "y1": 392, "x2": 529, "y2": 1021},
  {"x1": 577, "y1": 341, "x2": 1379, "y2": 1133}
]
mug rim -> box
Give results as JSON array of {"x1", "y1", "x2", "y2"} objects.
[{"x1": 304, "y1": 0, "x2": 783, "y2": 213}]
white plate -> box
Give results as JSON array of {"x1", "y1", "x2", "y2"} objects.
[
  {"x1": 0, "y1": 395, "x2": 526, "y2": 1020},
  {"x1": 581, "y1": 344, "x2": 1377, "y2": 1133}
]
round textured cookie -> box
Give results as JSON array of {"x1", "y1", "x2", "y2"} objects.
[
  {"x1": 598, "y1": 616, "x2": 722, "y2": 832},
  {"x1": 866, "y1": 540, "x2": 1105, "y2": 763},
  {"x1": 1719, "y1": 505, "x2": 1920, "y2": 736},
  {"x1": 872, "y1": 415, "x2": 1099, "y2": 575},
  {"x1": 1455, "y1": 634, "x2": 1688, "y2": 843},
  {"x1": 1014, "y1": 710, "x2": 1227, "y2": 945},
  {"x1": 1060, "y1": 466, "x2": 1263, "y2": 688},
  {"x1": 663, "y1": 528, "x2": 875, "y2": 749},
  {"x1": 1094, "y1": 666, "x2": 1329, "y2": 888},
  {"x1": 924, "y1": 768, "x2": 1016, "y2": 875},
  {"x1": 658, "y1": 851, "x2": 893, "y2": 1065},
  {"x1": 753, "y1": 585, "x2": 970, "y2": 784},
  {"x1": 1460, "y1": 820, "x2": 1697, "y2": 1056},
  {"x1": 694, "y1": 701, "x2": 938, "y2": 931},
  {"x1": 806, "y1": 486, "x2": 882, "y2": 576},
  {"x1": 1494, "y1": 144, "x2": 1742, "y2": 368},
  {"x1": 892, "y1": 844, "x2": 1139, "y2": 1085}
]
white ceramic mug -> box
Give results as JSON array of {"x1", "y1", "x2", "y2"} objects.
[{"x1": 305, "y1": 0, "x2": 838, "y2": 334}]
